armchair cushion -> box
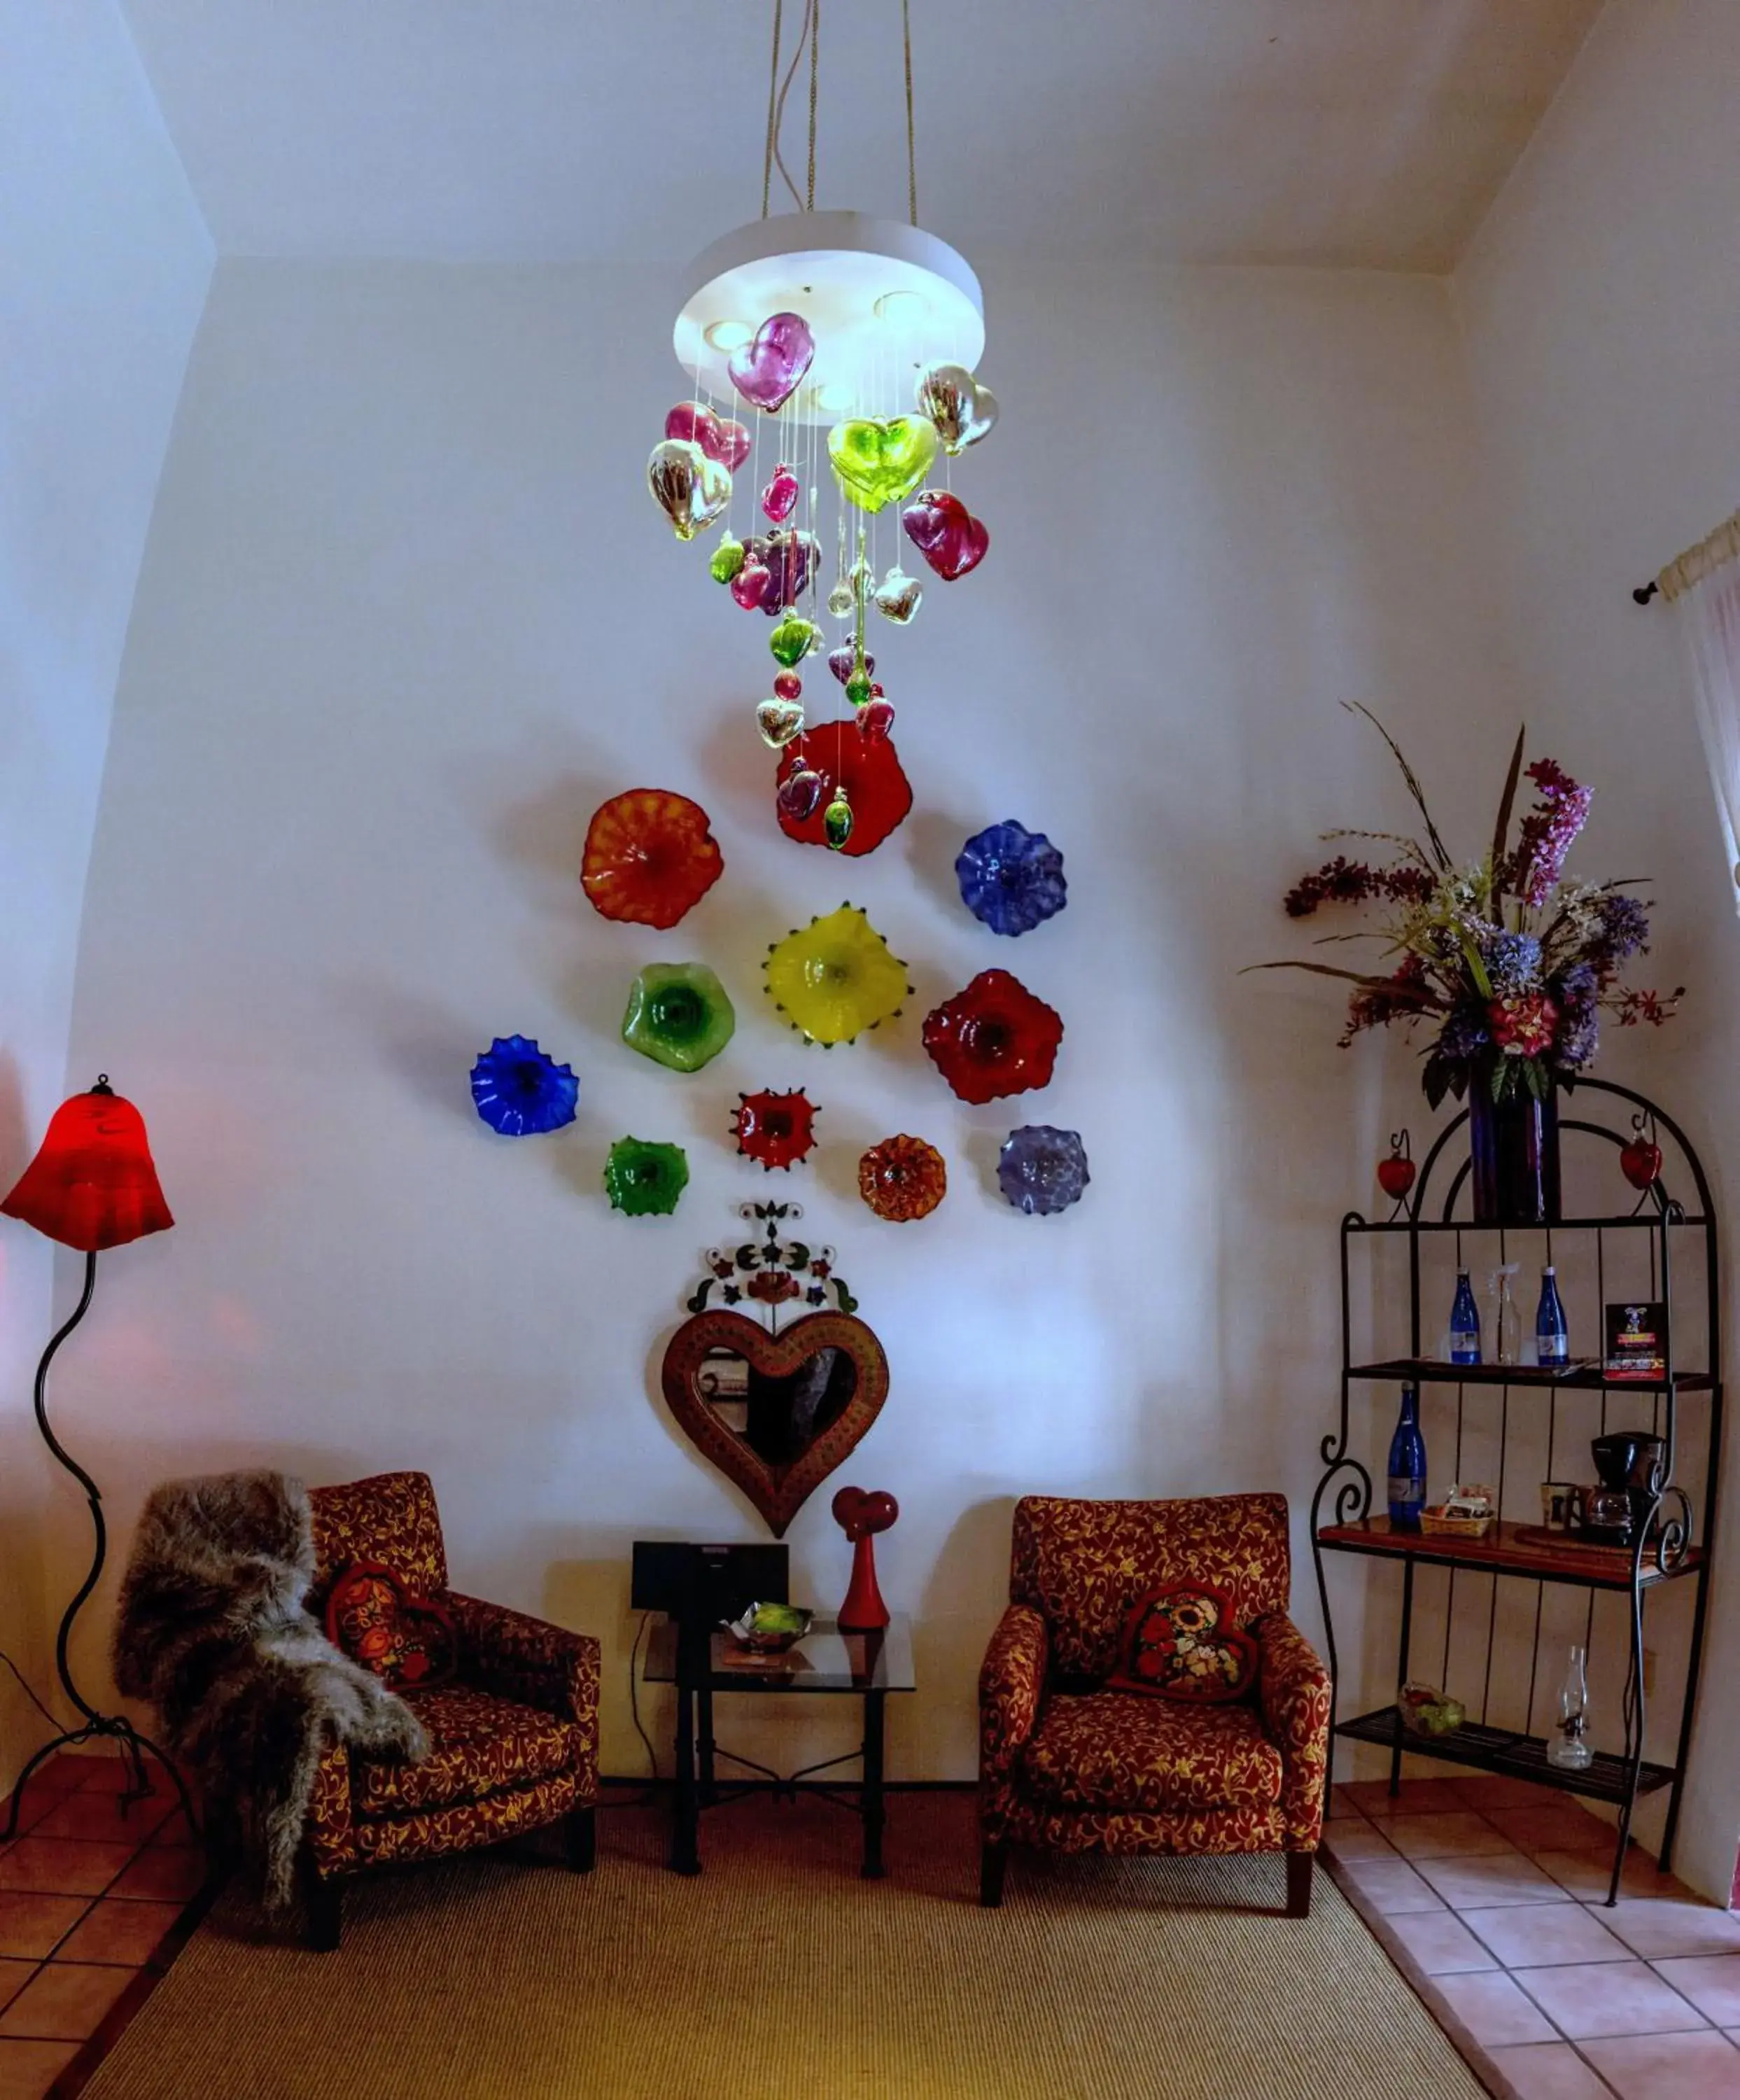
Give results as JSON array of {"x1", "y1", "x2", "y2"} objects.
[
  {"x1": 325, "y1": 1560, "x2": 458, "y2": 1690},
  {"x1": 353, "y1": 1686, "x2": 582, "y2": 1814},
  {"x1": 1106, "y1": 1583, "x2": 1258, "y2": 1704},
  {"x1": 1021, "y1": 1690, "x2": 1284, "y2": 1814}
]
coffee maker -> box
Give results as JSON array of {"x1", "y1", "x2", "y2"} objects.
[{"x1": 1577, "y1": 1432, "x2": 1666, "y2": 1547}]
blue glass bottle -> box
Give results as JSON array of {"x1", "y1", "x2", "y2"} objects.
[
  {"x1": 1387, "y1": 1385, "x2": 1427, "y2": 1531},
  {"x1": 1536, "y1": 1265, "x2": 1569, "y2": 1366},
  {"x1": 1449, "y1": 1271, "x2": 1482, "y2": 1365}
]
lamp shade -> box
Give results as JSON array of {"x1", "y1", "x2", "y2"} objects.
[{"x1": 1, "y1": 1079, "x2": 173, "y2": 1252}]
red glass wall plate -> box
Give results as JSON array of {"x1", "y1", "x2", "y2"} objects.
[
  {"x1": 581, "y1": 788, "x2": 724, "y2": 930},
  {"x1": 733, "y1": 1090, "x2": 820, "y2": 1172},
  {"x1": 774, "y1": 724, "x2": 913, "y2": 858},
  {"x1": 922, "y1": 969, "x2": 1064, "y2": 1104}
]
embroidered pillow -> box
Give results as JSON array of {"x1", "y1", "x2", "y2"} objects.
[
  {"x1": 1107, "y1": 1583, "x2": 1258, "y2": 1704},
  {"x1": 325, "y1": 1560, "x2": 458, "y2": 1691}
]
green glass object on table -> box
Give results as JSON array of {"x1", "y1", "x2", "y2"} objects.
[
  {"x1": 603, "y1": 1137, "x2": 689, "y2": 1217},
  {"x1": 622, "y1": 962, "x2": 735, "y2": 1073}
]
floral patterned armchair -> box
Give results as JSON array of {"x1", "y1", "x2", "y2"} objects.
[
  {"x1": 302, "y1": 1472, "x2": 599, "y2": 1948},
  {"x1": 978, "y1": 1493, "x2": 1330, "y2": 1913}
]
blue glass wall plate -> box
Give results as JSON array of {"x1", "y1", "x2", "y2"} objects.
[
  {"x1": 470, "y1": 1035, "x2": 579, "y2": 1137},
  {"x1": 997, "y1": 1125, "x2": 1088, "y2": 1215},
  {"x1": 955, "y1": 820, "x2": 1067, "y2": 937}
]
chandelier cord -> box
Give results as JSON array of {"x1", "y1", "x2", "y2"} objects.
[
  {"x1": 806, "y1": 0, "x2": 819, "y2": 213},
  {"x1": 770, "y1": 0, "x2": 814, "y2": 214},
  {"x1": 903, "y1": 0, "x2": 917, "y2": 226},
  {"x1": 760, "y1": 0, "x2": 783, "y2": 218}
]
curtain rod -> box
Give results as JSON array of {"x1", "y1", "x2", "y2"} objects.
[{"x1": 1633, "y1": 506, "x2": 1740, "y2": 606}]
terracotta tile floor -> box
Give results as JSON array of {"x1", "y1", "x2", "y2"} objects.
[
  {"x1": 0, "y1": 1751, "x2": 203, "y2": 2100},
  {"x1": 1325, "y1": 1776, "x2": 1740, "y2": 2099}
]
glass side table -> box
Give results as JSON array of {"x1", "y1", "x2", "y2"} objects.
[{"x1": 643, "y1": 1613, "x2": 915, "y2": 1878}]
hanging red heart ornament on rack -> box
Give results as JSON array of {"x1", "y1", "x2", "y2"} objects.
[
  {"x1": 1620, "y1": 1136, "x2": 1663, "y2": 1191},
  {"x1": 1377, "y1": 1155, "x2": 1417, "y2": 1200},
  {"x1": 664, "y1": 400, "x2": 752, "y2": 474},
  {"x1": 901, "y1": 488, "x2": 989, "y2": 580}
]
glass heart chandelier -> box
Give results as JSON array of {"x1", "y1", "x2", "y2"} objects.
[{"x1": 647, "y1": 0, "x2": 997, "y2": 854}]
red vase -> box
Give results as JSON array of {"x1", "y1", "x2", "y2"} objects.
[{"x1": 838, "y1": 1534, "x2": 889, "y2": 1631}]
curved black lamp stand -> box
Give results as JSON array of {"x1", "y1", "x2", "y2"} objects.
[{"x1": 1, "y1": 1250, "x2": 199, "y2": 1842}]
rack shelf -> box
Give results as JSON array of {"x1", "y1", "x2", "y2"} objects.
[
  {"x1": 1335, "y1": 1707, "x2": 1676, "y2": 1806},
  {"x1": 1312, "y1": 1077, "x2": 1720, "y2": 1908},
  {"x1": 1347, "y1": 1358, "x2": 1713, "y2": 1395},
  {"x1": 1317, "y1": 1517, "x2": 1702, "y2": 1591}
]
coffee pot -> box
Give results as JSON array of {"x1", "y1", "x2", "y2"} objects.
[{"x1": 1579, "y1": 1432, "x2": 1666, "y2": 1545}]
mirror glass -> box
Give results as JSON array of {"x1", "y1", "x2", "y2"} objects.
[{"x1": 696, "y1": 1343, "x2": 855, "y2": 1465}]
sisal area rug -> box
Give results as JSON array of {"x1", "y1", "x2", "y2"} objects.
[{"x1": 80, "y1": 1792, "x2": 1480, "y2": 2100}]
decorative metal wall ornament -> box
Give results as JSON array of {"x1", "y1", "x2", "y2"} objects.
[
  {"x1": 652, "y1": 0, "x2": 997, "y2": 786},
  {"x1": 662, "y1": 1203, "x2": 886, "y2": 1538}
]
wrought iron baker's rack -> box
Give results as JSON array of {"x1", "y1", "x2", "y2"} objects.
[{"x1": 1312, "y1": 1079, "x2": 1720, "y2": 1906}]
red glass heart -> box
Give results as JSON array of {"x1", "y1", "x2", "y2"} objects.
[
  {"x1": 1620, "y1": 1138, "x2": 1663, "y2": 1191},
  {"x1": 664, "y1": 400, "x2": 751, "y2": 473},
  {"x1": 1377, "y1": 1156, "x2": 1417, "y2": 1200},
  {"x1": 901, "y1": 487, "x2": 989, "y2": 581}
]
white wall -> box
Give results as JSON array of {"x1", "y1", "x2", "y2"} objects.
[
  {"x1": 65, "y1": 253, "x2": 1519, "y2": 1785},
  {"x1": 0, "y1": 1, "x2": 211, "y2": 1786},
  {"x1": 1456, "y1": 0, "x2": 1740, "y2": 1902}
]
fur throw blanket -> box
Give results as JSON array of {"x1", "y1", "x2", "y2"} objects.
[{"x1": 114, "y1": 1469, "x2": 427, "y2": 1910}]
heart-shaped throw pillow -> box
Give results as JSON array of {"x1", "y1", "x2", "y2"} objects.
[
  {"x1": 1107, "y1": 1583, "x2": 1258, "y2": 1704},
  {"x1": 325, "y1": 1560, "x2": 458, "y2": 1691}
]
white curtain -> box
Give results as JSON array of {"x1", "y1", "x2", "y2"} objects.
[{"x1": 1675, "y1": 563, "x2": 1740, "y2": 915}]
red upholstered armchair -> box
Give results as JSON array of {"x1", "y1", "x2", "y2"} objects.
[
  {"x1": 978, "y1": 1493, "x2": 1331, "y2": 1914},
  {"x1": 303, "y1": 1472, "x2": 599, "y2": 1949}
]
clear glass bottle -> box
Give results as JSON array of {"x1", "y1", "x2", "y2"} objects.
[
  {"x1": 1487, "y1": 1263, "x2": 1522, "y2": 1367},
  {"x1": 1387, "y1": 1384, "x2": 1427, "y2": 1532},
  {"x1": 1548, "y1": 1644, "x2": 1593, "y2": 1770},
  {"x1": 1536, "y1": 1264, "x2": 1569, "y2": 1366},
  {"x1": 1448, "y1": 1271, "x2": 1482, "y2": 1365}
]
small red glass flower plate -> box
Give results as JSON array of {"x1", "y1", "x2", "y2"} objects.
[
  {"x1": 922, "y1": 969, "x2": 1063, "y2": 1104},
  {"x1": 733, "y1": 1090, "x2": 820, "y2": 1172},
  {"x1": 581, "y1": 788, "x2": 724, "y2": 930}
]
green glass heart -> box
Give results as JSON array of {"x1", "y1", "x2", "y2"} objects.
[
  {"x1": 769, "y1": 613, "x2": 820, "y2": 669},
  {"x1": 827, "y1": 417, "x2": 939, "y2": 514}
]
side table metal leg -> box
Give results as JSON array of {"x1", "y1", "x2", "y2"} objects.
[
  {"x1": 671, "y1": 1682, "x2": 701, "y2": 1875},
  {"x1": 861, "y1": 1689, "x2": 887, "y2": 1879},
  {"x1": 698, "y1": 1687, "x2": 717, "y2": 1807}
]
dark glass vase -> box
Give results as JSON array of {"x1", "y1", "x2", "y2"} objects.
[{"x1": 1468, "y1": 1063, "x2": 1562, "y2": 1224}]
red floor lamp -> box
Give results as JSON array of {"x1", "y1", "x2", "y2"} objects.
[{"x1": 1, "y1": 1074, "x2": 197, "y2": 1839}]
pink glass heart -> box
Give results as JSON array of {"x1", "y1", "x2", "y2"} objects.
[
  {"x1": 748, "y1": 530, "x2": 816, "y2": 612},
  {"x1": 901, "y1": 488, "x2": 990, "y2": 582},
  {"x1": 762, "y1": 464, "x2": 799, "y2": 524},
  {"x1": 665, "y1": 400, "x2": 752, "y2": 473},
  {"x1": 728, "y1": 312, "x2": 815, "y2": 414},
  {"x1": 777, "y1": 765, "x2": 826, "y2": 822},
  {"x1": 859, "y1": 697, "x2": 897, "y2": 742},
  {"x1": 731, "y1": 559, "x2": 772, "y2": 611},
  {"x1": 827, "y1": 643, "x2": 874, "y2": 687}
]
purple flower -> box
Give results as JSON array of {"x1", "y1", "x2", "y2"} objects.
[
  {"x1": 1590, "y1": 894, "x2": 1650, "y2": 969},
  {"x1": 1555, "y1": 1006, "x2": 1599, "y2": 1070},
  {"x1": 1435, "y1": 1005, "x2": 1492, "y2": 1066},
  {"x1": 1510, "y1": 760, "x2": 1593, "y2": 907},
  {"x1": 1483, "y1": 932, "x2": 1541, "y2": 997}
]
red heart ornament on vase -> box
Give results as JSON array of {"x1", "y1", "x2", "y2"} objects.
[{"x1": 901, "y1": 488, "x2": 989, "y2": 581}]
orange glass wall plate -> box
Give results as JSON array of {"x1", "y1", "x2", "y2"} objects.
[{"x1": 580, "y1": 788, "x2": 724, "y2": 930}]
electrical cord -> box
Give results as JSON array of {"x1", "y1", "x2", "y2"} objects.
[
  {"x1": 0, "y1": 1647, "x2": 70, "y2": 1735},
  {"x1": 602, "y1": 1612, "x2": 663, "y2": 1810}
]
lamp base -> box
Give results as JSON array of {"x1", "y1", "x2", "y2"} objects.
[{"x1": 2, "y1": 1711, "x2": 199, "y2": 1844}]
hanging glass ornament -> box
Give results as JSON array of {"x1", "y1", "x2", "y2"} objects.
[
  {"x1": 828, "y1": 416, "x2": 939, "y2": 513},
  {"x1": 873, "y1": 567, "x2": 923, "y2": 624},
  {"x1": 827, "y1": 579, "x2": 855, "y2": 619},
  {"x1": 902, "y1": 487, "x2": 989, "y2": 580},
  {"x1": 824, "y1": 790, "x2": 855, "y2": 850},
  {"x1": 827, "y1": 643, "x2": 872, "y2": 687},
  {"x1": 762, "y1": 463, "x2": 800, "y2": 524},
  {"x1": 913, "y1": 363, "x2": 998, "y2": 455},
  {"x1": 858, "y1": 696, "x2": 896, "y2": 742},
  {"x1": 769, "y1": 612, "x2": 820, "y2": 668},
  {"x1": 710, "y1": 532, "x2": 747, "y2": 585},
  {"x1": 727, "y1": 312, "x2": 816, "y2": 412},
  {"x1": 755, "y1": 699, "x2": 806, "y2": 748},
  {"x1": 647, "y1": 440, "x2": 731, "y2": 541},
  {"x1": 845, "y1": 672, "x2": 873, "y2": 708},
  {"x1": 772, "y1": 670, "x2": 803, "y2": 701},
  {"x1": 731, "y1": 557, "x2": 773, "y2": 611},
  {"x1": 666, "y1": 400, "x2": 752, "y2": 472},
  {"x1": 776, "y1": 764, "x2": 827, "y2": 823}
]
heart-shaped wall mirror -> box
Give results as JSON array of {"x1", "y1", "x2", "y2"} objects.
[{"x1": 661, "y1": 1308, "x2": 889, "y2": 1537}]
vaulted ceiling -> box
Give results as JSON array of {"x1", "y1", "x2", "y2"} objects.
[{"x1": 118, "y1": 0, "x2": 1601, "y2": 270}]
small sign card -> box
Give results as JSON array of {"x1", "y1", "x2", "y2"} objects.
[{"x1": 1604, "y1": 1300, "x2": 1667, "y2": 1381}]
